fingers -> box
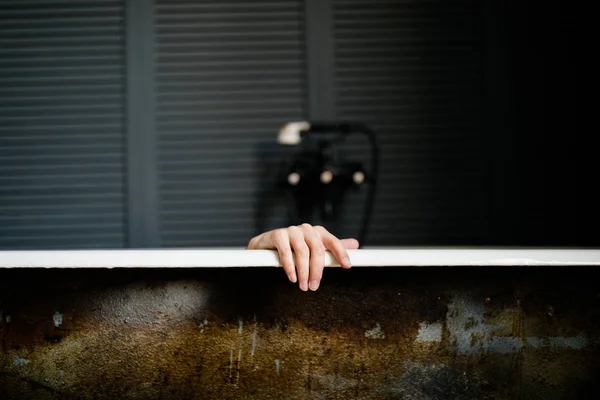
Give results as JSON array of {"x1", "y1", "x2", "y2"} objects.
[
  {"x1": 315, "y1": 226, "x2": 353, "y2": 269},
  {"x1": 288, "y1": 226, "x2": 310, "y2": 291},
  {"x1": 270, "y1": 229, "x2": 297, "y2": 283},
  {"x1": 246, "y1": 224, "x2": 357, "y2": 291},
  {"x1": 300, "y1": 224, "x2": 326, "y2": 291}
]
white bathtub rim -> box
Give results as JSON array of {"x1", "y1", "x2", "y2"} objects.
[{"x1": 1, "y1": 248, "x2": 599, "y2": 268}]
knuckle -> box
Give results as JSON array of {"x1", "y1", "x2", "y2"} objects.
[
  {"x1": 279, "y1": 248, "x2": 292, "y2": 259},
  {"x1": 274, "y1": 229, "x2": 288, "y2": 244},
  {"x1": 315, "y1": 225, "x2": 330, "y2": 236},
  {"x1": 313, "y1": 245, "x2": 326, "y2": 256},
  {"x1": 300, "y1": 223, "x2": 312, "y2": 230},
  {"x1": 296, "y1": 245, "x2": 310, "y2": 258}
]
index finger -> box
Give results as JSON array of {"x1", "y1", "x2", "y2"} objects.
[{"x1": 314, "y1": 226, "x2": 353, "y2": 269}]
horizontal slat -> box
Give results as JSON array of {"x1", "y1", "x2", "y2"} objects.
[
  {"x1": 156, "y1": 70, "x2": 302, "y2": 84},
  {"x1": 0, "y1": 37, "x2": 122, "y2": 47},
  {"x1": 157, "y1": 60, "x2": 301, "y2": 73},
  {"x1": 0, "y1": 86, "x2": 123, "y2": 98},
  {"x1": 0, "y1": 76, "x2": 123, "y2": 87},
  {"x1": 0, "y1": 124, "x2": 122, "y2": 135},
  {"x1": 0, "y1": 64, "x2": 122, "y2": 74},
  {"x1": 157, "y1": 131, "x2": 281, "y2": 142},
  {"x1": 157, "y1": 117, "x2": 298, "y2": 130},
  {"x1": 157, "y1": 79, "x2": 303, "y2": 92},
  {"x1": 0, "y1": 233, "x2": 124, "y2": 248},
  {"x1": 157, "y1": 41, "x2": 302, "y2": 53},
  {"x1": 158, "y1": 91, "x2": 303, "y2": 105},
  {"x1": 0, "y1": 222, "x2": 123, "y2": 233},
  {"x1": 0, "y1": 106, "x2": 122, "y2": 119},
  {"x1": 158, "y1": 25, "x2": 302, "y2": 37},
  {"x1": 0, "y1": 26, "x2": 121, "y2": 36},
  {"x1": 0, "y1": 243, "x2": 122, "y2": 250},
  {"x1": 0, "y1": 190, "x2": 123, "y2": 201},
  {"x1": 0, "y1": 55, "x2": 122, "y2": 66},
  {"x1": 157, "y1": 99, "x2": 302, "y2": 113},
  {"x1": 160, "y1": 197, "x2": 270, "y2": 209},
  {"x1": 0, "y1": 201, "x2": 122, "y2": 214}
]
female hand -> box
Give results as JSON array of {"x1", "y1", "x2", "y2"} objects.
[{"x1": 247, "y1": 224, "x2": 359, "y2": 291}]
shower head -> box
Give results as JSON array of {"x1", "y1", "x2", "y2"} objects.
[
  {"x1": 277, "y1": 121, "x2": 310, "y2": 145},
  {"x1": 277, "y1": 121, "x2": 356, "y2": 146}
]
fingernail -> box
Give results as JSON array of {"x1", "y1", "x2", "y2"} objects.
[
  {"x1": 343, "y1": 258, "x2": 352, "y2": 267},
  {"x1": 299, "y1": 281, "x2": 308, "y2": 291},
  {"x1": 289, "y1": 274, "x2": 297, "y2": 283},
  {"x1": 309, "y1": 280, "x2": 320, "y2": 291}
]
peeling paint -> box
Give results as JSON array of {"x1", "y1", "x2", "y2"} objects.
[
  {"x1": 364, "y1": 323, "x2": 385, "y2": 339},
  {"x1": 53, "y1": 311, "x2": 63, "y2": 327},
  {"x1": 446, "y1": 294, "x2": 496, "y2": 354},
  {"x1": 250, "y1": 317, "x2": 258, "y2": 360},
  {"x1": 89, "y1": 281, "x2": 208, "y2": 325},
  {"x1": 236, "y1": 345, "x2": 242, "y2": 386},
  {"x1": 13, "y1": 356, "x2": 30, "y2": 367},
  {"x1": 549, "y1": 334, "x2": 588, "y2": 350},
  {"x1": 416, "y1": 322, "x2": 442, "y2": 343},
  {"x1": 229, "y1": 344, "x2": 234, "y2": 381},
  {"x1": 526, "y1": 336, "x2": 543, "y2": 348},
  {"x1": 446, "y1": 295, "x2": 591, "y2": 354},
  {"x1": 487, "y1": 336, "x2": 524, "y2": 354},
  {"x1": 485, "y1": 336, "x2": 589, "y2": 353},
  {"x1": 198, "y1": 318, "x2": 208, "y2": 332}
]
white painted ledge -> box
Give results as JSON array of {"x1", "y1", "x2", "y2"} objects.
[{"x1": 0, "y1": 248, "x2": 599, "y2": 268}]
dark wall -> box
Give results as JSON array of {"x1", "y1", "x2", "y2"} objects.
[
  {"x1": 484, "y1": 0, "x2": 594, "y2": 246},
  {"x1": 332, "y1": 0, "x2": 486, "y2": 245},
  {"x1": 0, "y1": 0, "x2": 592, "y2": 249}
]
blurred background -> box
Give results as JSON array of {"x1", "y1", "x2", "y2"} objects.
[{"x1": 0, "y1": 0, "x2": 593, "y2": 250}]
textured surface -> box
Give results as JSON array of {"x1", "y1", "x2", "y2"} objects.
[
  {"x1": 154, "y1": 0, "x2": 307, "y2": 247},
  {"x1": 0, "y1": 0, "x2": 127, "y2": 249},
  {"x1": 1, "y1": 267, "x2": 600, "y2": 399}
]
